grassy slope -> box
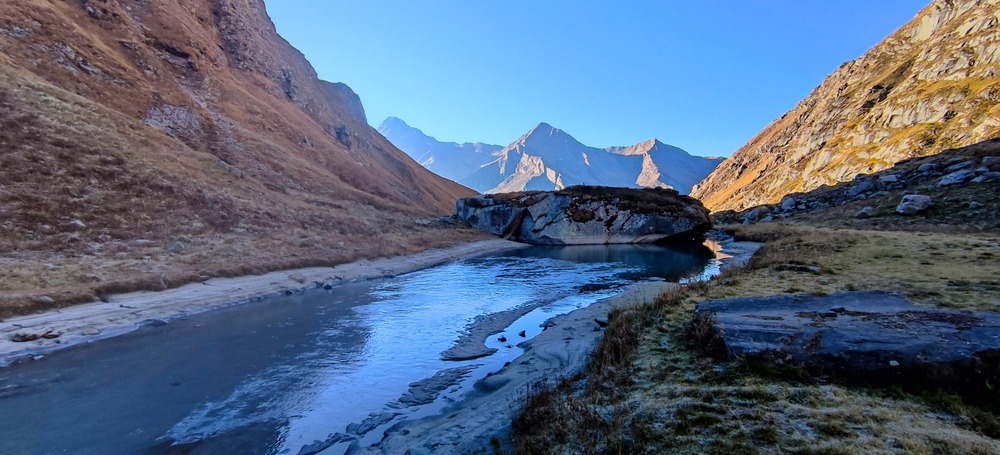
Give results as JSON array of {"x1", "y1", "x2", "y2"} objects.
[
  {"x1": 512, "y1": 147, "x2": 1000, "y2": 454},
  {"x1": 514, "y1": 226, "x2": 1000, "y2": 455},
  {"x1": 0, "y1": 1, "x2": 487, "y2": 317},
  {"x1": 0, "y1": 73, "x2": 485, "y2": 316}
]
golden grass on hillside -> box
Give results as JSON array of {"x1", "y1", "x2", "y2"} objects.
[
  {"x1": 0, "y1": 49, "x2": 486, "y2": 318},
  {"x1": 513, "y1": 224, "x2": 1000, "y2": 454},
  {"x1": 0, "y1": 0, "x2": 485, "y2": 317},
  {"x1": 726, "y1": 224, "x2": 1000, "y2": 310}
]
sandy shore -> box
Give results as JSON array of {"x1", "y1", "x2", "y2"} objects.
[
  {"x1": 440, "y1": 301, "x2": 551, "y2": 361},
  {"x1": 0, "y1": 239, "x2": 526, "y2": 367}
]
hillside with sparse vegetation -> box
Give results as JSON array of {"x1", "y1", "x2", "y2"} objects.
[
  {"x1": 692, "y1": 0, "x2": 1000, "y2": 212},
  {"x1": 0, "y1": 0, "x2": 481, "y2": 316}
]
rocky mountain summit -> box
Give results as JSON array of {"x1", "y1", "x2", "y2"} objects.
[
  {"x1": 379, "y1": 118, "x2": 723, "y2": 194},
  {"x1": 693, "y1": 0, "x2": 1000, "y2": 211},
  {"x1": 454, "y1": 186, "x2": 712, "y2": 245},
  {"x1": 0, "y1": 0, "x2": 475, "y2": 312}
]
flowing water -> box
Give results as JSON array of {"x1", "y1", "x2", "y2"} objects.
[{"x1": 0, "y1": 242, "x2": 717, "y2": 454}]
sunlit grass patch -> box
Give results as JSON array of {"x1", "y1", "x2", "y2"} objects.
[{"x1": 513, "y1": 222, "x2": 1000, "y2": 454}]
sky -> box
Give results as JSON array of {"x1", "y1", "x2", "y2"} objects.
[{"x1": 264, "y1": 1, "x2": 929, "y2": 157}]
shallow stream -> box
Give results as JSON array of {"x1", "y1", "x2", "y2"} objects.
[{"x1": 0, "y1": 242, "x2": 717, "y2": 454}]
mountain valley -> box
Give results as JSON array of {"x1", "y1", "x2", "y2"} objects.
[{"x1": 1, "y1": 0, "x2": 999, "y2": 454}]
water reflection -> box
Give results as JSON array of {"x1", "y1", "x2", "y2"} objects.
[
  {"x1": 0, "y1": 241, "x2": 715, "y2": 455},
  {"x1": 500, "y1": 241, "x2": 716, "y2": 281}
]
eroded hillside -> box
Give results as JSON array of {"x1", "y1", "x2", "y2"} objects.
[
  {"x1": 693, "y1": 0, "x2": 1000, "y2": 211},
  {"x1": 0, "y1": 0, "x2": 478, "y2": 314}
]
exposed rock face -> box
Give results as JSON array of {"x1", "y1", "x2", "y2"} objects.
[
  {"x1": 694, "y1": 291, "x2": 1000, "y2": 392},
  {"x1": 380, "y1": 119, "x2": 723, "y2": 194},
  {"x1": 692, "y1": 0, "x2": 1000, "y2": 211},
  {"x1": 938, "y1": 169, "x2": 978, "y2": 186},
  {"x1": 455, "y1": 186, "x2": 712, "y2": 245}
]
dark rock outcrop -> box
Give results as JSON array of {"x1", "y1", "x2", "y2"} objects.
[
  {"x1": 455, "y1": 186, "x2": 712, "y2": 245},
  {"x1": 694, "y1": 291, "x2": 1000, "y2": 392}
]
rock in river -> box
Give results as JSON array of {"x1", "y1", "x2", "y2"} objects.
[
  {"x1": 455, "y1": 186, "x2": 712, "y2": 245},
  {"x1": 693, "y1": 291, "x2": 1000, "y2": 392}
]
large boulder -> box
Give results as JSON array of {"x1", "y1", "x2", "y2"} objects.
[
  {"x1": 896, "y1": 194, "x2": 932, "y2": 215},
  {"x1": 694, "y1": 291, "x2": 1000, "y2": 392},
  {"x1": 455, "y1": 186, "x2": 712, "y2": 245},
  {"x1": 938, "y1": 169, "x2": 977, "y2": 186}
]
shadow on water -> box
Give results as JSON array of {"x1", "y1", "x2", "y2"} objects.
[{"x1": 498, "y1": 240, "x2": 716, "y2": 281}]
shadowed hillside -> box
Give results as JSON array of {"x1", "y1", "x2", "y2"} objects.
[{"x1": 0, "y1": 0, "x2": 479, "y2": 315}]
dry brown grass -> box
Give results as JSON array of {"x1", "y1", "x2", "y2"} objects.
[
  {"x1": 0, "y1": 220, "x2": 487, "y2": 319},
  {"x1": 513, "y1": 222, "x2": 1000, "y2": 454},
  {"x1": 0, "y1": 1, "x2": 483, "y2": 317},
  {"x1": 719, "y1": 224, "x2": 1000, "y2": 311}
]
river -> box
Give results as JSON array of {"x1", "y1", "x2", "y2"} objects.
[{"x1": 0, "y1": 242, "x2": 717, "y2": 454}]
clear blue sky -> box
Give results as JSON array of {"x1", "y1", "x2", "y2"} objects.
[{"x1": 264, "y1": 1, "x2": 928, "y2": 157}]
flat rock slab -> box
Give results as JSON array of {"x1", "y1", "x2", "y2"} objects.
[{"x1": 694, "y1": 291, "x2": 1000, "y2": 390}]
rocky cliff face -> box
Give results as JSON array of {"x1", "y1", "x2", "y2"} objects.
[
  {"x1": 0, "y1": 0, "x2": 477, "y2": 310},
  {"x1": 692, "y1": 0, "x2": 1000, "y2": 211},
  {"x1": 381, "y1": 119, "x2": 723, "y2": 194}
]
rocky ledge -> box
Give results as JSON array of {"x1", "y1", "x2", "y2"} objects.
[
  {"x1": 694, "y1": 291, "x2": 1000, "y2": 394},
  {"x1": 455, "y1": 186, "x2": 712, "y2": 245}
]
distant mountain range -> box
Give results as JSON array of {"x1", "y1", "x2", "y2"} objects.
[{"x1": 378, "y1": 117, "x2": 724, "y2": 194}]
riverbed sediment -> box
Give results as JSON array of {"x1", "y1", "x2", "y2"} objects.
[
  {"x1": 368, "y1": 280, "x2": 677, "y2": 454},
  {"x1": 0, "y1": 239, "x2": 527, "y2": 367}
]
